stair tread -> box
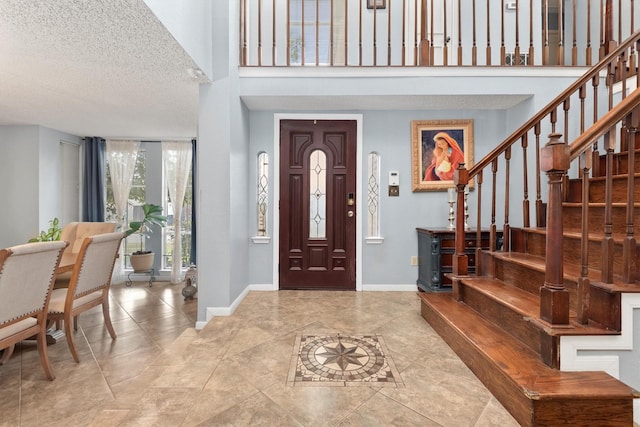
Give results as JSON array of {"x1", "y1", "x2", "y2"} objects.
[
  {"x1": 419, "y1": 292, "x2": 634, "y2": 398},
  {"x1": 523, "y1": 226, "x2": 631, "y2": 242},
  {"x1": 489, "y1": 250, "x2": 634, "y2": 289},
  {"x1": 460, "y1": 276, "x2": 621, "y2": 336}
]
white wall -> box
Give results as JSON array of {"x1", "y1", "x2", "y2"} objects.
[{"x1": 144, "y1": 0, "x2": 213, "y2": 79}]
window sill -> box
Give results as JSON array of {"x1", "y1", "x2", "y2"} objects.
[
  {"x1": 365, "y1": 237, "x2": 384, "y2": 245},
  {"x1": 252, "y1": 236, "x2": 271, "y2": 244}
]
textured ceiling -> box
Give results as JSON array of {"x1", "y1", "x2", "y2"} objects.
[{"x1": 0, "y1": 0, "x2": 203, "y2": 139}]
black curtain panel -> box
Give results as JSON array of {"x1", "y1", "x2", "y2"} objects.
[{"x1": 82, "y1": 137, "x2": 106, "y2": 222}]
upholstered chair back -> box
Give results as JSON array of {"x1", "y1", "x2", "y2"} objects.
[
  {"x1": 69, "y1": 232, "x2": 124, "y2": 299},
  {"x1": 60, "y1": 222, "x2": 117, "y2": 256},
  {"x1": 0, "y1": 241, "x2": 67, "y2": 326}
]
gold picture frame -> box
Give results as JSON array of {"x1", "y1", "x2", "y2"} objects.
[{"x1": 411, "y1": 119, "x2": 474, "y2": 192}]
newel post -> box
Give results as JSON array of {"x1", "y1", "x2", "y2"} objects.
[
  {"x1": 453, "y1": 164, "x2": 469, "y2": 276},
  {"x1": 540, "y1": 133, "x2": 570, "y2": 325}
]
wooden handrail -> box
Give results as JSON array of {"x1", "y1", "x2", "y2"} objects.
[
  {"x1": 569, "y1": 88, "x2": 640, "y2": 159},
  {"x1": 465, "y1": 28, "x2": 640, "y2": 184}
]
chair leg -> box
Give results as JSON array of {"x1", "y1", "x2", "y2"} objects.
[
  {"x1": 0, "y1": 344, "x2": 15, "y2": 365},
  {"x1": 102, "y1": 299, "x2": 117, "y2": 340},
  {"x1": 63, "y1": 314, "x2": 80, "y2": 363},
  {"x1": 36, "y1": 329, "x2": 55, "y2": 380}
]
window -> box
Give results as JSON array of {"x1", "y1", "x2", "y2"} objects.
[
  {"x1": 162, "y1": 152, "x2": 193, "y2": 271},
  {"x1": 257, "y1": 152, "x2": 269, "y2": 236},
  {"x1": 105, "y1": 149, "x2": 146, "y2": 268},
  {"x1": 309, "y1": 149, "x2": 327, "y2": 238},
  {"x1": 105, "y1": 142, "x2": 193, "y2": 270},
  {"x1": 289, "y1": 0, "x2": 333, "y2": 65},
  {"x1": 367, "y1": 152, "x2": 380, "y2": 237}
]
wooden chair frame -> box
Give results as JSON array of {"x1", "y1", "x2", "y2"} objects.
[{"x1": 0, "y1": 241, "x2": 67, "y2": 380}]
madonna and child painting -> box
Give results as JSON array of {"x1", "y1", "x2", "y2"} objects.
[{"x1": 411, "y1": 119, "x2": 474, "y2": 192}]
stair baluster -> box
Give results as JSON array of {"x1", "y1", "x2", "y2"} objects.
[
  {"x1": 602, "y1": 131, "x2": 615, "y2": 284},
  {"x1": 503, "y1": 147, "x2": 511, "y2": 252},
  {"x1": 577, "y1": 149, "x2": 592, "y2": 325},
  {"x1": 622, "y1": 112, "x2": 638, "y2": 282}
]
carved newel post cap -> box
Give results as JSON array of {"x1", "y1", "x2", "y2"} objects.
[
  {"x1": 454, "y1": 163, "x2": 468, "y2": 185},
  {"x1": 540, "y1": 133, "x2": 570, "y2": 172}
]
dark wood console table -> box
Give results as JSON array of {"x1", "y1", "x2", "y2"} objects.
[{"x1": 416, "y1": 228, "x2": 501, "y2": 292}]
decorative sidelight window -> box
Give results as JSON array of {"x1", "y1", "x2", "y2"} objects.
[
  {"x1": 309, "y1": 149, "x2": 327, "y2": 238},
  {"x1": 367, "y1": 152, "x2": 380, "y2": 237},
  {"x1": 257, "y1": 152, "x2": 269, "y2": 236}
]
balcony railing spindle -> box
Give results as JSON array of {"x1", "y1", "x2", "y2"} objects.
[
  {"x1": 587, "y1": 0, "x2": 593, "y2": 65},
  {"x1": 472, "y1": 0, "x2": 477, "y2": 65},
  {"x1": 572, "y1": 0, "x2": 577, "y2": 65},
  {"x1": 500, "y1": 0, "x2": 506, "y2": 65},
  {"x1": 515, "y1": 0, "x2": 520, "y2": 66}
]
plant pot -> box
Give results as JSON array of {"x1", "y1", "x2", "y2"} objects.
[{"x1": 130, "y1": 252, "x2": 155, "y2": 272}]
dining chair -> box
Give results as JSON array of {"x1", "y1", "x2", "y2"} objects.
[
  {"x1": 47, "y1": 231, "x2": 125, "y2": 363},
  {"x1": 55, "y1": 221, "x2": 117, "y2": 287},
  {"x1": 0, "y1": 240, "x2": 67, "y2": 380}
]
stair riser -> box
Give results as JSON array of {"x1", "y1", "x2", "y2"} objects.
[
  {"x1": 587, "y1": 176, "x2": 640, "y2": 203},
  {"x1": 614, "y1": 153, "x2": 640, "y2": 175},
  {"x1": 562, "y1": 205, "x2": 640, "y2": 235},
  {"x1": 593, "y1": 151, "x2": 640, "y2": 177},
  {"x1": 459, "y1": 283, "x2": 541, "y2": 355},
  {"x1": 566, "y1": 176, "x2": 640, "y2": 203},
  {"x1": 493, "y1": 257, "x2": 579, "y2": 312},
  {"x1": 524, "y1": 231, "x2": 634, "y2": 279}
]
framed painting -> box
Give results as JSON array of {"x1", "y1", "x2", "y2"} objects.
[{"x1": 411, "y1": 119, "x2": 474, "y2": 192}]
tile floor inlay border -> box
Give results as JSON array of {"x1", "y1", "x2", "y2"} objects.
[{"x1": 287, "y1": 334, "x2": 404, "y2": 387}]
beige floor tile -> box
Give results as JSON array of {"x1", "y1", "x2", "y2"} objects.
[{"x1": 2, "y1": 285, "x2": 523, "y2": 427}]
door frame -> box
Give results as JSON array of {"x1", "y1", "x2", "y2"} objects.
[{"x1": 272, "y1": 113, "x2": 363, "y2": 291}]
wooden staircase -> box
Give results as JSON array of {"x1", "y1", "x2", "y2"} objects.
[{"x1": 419, "y1": 33, "x2": 640, "y2": 426}]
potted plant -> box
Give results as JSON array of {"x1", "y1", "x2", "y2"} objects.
[
  {"x1": 29, "y1": 217, "x2": 62, "y2": 242},
  {"x1": 125, "y1": 203, "x2": 167, "y2": 272}
]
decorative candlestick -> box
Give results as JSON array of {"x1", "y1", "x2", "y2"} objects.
[
  {"x1": 447, "y1": 188, "x2": 456, "y2": 230},
  {"x1": 464, "y1": 187, "x2": 469, "y2": 229}
]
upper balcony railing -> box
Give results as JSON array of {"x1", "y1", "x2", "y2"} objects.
[{"x1": 240, "y1": 0, "x2": 639, "y2": 67}]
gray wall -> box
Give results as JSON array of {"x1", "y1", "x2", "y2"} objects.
[
  {"x1": 0, "y1": 125, "x2": 80, "y2": 248},
  {"x1": 247, "y1": 105, "x2": 533, "y2": 288}
]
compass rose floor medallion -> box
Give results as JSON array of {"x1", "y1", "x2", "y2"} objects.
[{"x1": 287, "y1": 334, "x2": 404, "y2": 387}]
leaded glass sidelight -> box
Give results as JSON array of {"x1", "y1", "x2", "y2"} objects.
[
  {"x1": 367, "y1": 152, "x2": 380, "y2": 237},
  {"x1": 257, "y1": 152, "x2": 269, "y2": 236},
  {"x1": 309, "y1": 150, "x2": 326, "y2": 238}
]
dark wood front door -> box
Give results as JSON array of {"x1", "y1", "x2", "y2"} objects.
[{"x1": 279, "y1": 120, "x2": 357, "y2": 290}]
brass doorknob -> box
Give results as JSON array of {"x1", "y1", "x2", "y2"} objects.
[{"x1": 347, "y1": 211, "x2": 354, "y2": 217}]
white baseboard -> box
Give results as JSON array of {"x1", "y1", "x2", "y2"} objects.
[
  {"x1": 249, "y1": 284, "x2": 274, "y2": 291},
  {"x1": 362, "y1": 284, "x2": 419, "y2": 291}
]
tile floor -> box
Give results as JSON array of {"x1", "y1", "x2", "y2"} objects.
[{"x1": 1, "y1": 283, "x2": 520, "y2": 426}]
